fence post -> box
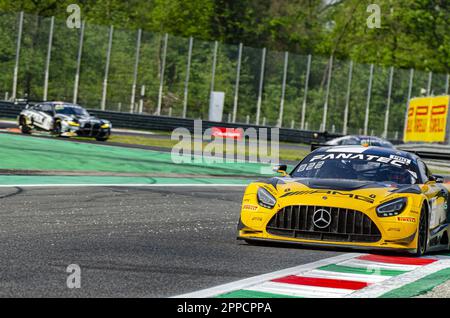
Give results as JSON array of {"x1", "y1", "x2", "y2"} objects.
[
  {"x1": 182, "y1": 36, "x2": 193, "y2": 118},
  {"x1": 255, "y1": 48, "x2": 266, "y2": 125},
  {"x1": 363, "y1": 64, "x2": 374, "y2": 135},
  {"x1": 130, "y1": 29, "x2": 142, "y2": 113},
  {"x1": 210, "y1": 40, "x2": 218, "y2": 98},
  {"x1": 101, "y1": 25, "x2": 114, "y2": 111},
  {"x1": 156, "y1": 33, "x2": 168, "y2": 116},
  {"x1": 427, "y1": 71, "x2": 432, "y2": 96},
  {"x1": 12, "y1": 11, "x2": 24, "y2": 101},
  {"x1": 43, "y1": 16, "x2": 55, "y2": 102},
  {"x1": 342, "y1": 60, "x2": 353, "y2": 135},
  {"x1": 300, "y1": 54, "x2": 311, "y2": 130},
  {"x1": 383, "y1": 66, "x2": 394, "y2": 139},
  {"x1": 138, "y1": 85, "x2": 145, "y2": 113},
  {"x1": 402, "y1": 68, "x2": 415, "y2": 140},
  {"x1": 322, "y1": 55, "x2": 333, "y2": 132},
  {"x1": 277, "y1": 51, "x2": 289, "y2": 128},
  {"x1": 73, "y1": 20, "x2": 85, "y2": 104},
  {"x1": 232, "y1": 42, "x2": 243, "y2": 123}
]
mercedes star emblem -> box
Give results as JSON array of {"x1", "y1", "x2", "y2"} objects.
[{"x1": 312, "y1": 209, "x2": 332, "y2": 229}]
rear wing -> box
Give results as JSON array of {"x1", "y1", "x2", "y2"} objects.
[{"x1": 310, "y1": 143, "x2": 329, "y2": 151}]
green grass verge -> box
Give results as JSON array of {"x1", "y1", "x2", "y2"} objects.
[
  {"x1": 101, "y1": 135, "x2": 309, "y2": 162},
  {"x1": 0, "y1": 133, "x2": 274, "y2": 177}
]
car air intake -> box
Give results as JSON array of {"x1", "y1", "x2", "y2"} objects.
[{"x1": 266, "y1": 205, "x2": 381, "y2": 243}]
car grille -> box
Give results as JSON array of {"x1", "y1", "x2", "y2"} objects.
[
  {"x1": 266, "y1": 205, "x2": 381, "y2": 243},
  {"x1": 79, "y1": 123, "x2": 102, "y2": 137}
]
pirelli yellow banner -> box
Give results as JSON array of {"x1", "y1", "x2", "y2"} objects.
[{"x1": 404, "y1": 95, "x2": 450, "y2": 143}]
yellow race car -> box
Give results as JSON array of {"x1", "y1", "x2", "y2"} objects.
[{"x1": 237, "y1": 146, "x2": 450, "y2": 256}]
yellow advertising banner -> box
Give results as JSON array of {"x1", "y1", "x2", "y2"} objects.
[{"x1": 404, "y1": 95, "x2": 450, "y2": 143}]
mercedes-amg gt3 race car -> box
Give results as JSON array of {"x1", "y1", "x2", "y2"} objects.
[
  {"x1": 237, "y1": 146, "x2": 450, "y2": 256},
  {"x1": 18, "y1": 101, "x2": 111, "y2": 141}
]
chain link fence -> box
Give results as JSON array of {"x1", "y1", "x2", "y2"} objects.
[{"x1": 1, "y1": 11, "x2": 449, "y2": 139}]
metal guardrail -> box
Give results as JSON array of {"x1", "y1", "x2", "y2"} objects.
[
  {"x1": 0, "y1": 101, "x2": 343, "y2": 144},
  {"x1": 397, "y1": 144, "x2": 450, "y2": 161}
]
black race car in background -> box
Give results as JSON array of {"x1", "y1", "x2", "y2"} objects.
[
  {"x1": 326, "y1": 135, "x2": 394, "y2": 148},
  {"x1": 18, "y1": 102, "x2": 111, "y2": 141}
]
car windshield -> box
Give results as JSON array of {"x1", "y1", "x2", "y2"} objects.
[
  {"x1": 54, "y1": 105, "x2": 89, "y2": 116},
  {"x1": 291, "y1": 150, "x2": 419, "y2": 185}
]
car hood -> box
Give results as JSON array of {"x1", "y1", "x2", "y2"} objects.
[
  {"x1": 56, "y1": 114, "x2": 103, "y2": 122},
  {"x1": 261, "y1": 177, "x2": 421, "y2": 206},
  {"x1": 289, "y1": 178, "x2": 396, "y2": 191}
]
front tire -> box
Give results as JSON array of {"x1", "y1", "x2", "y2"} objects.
[
  {"x1": 95, "y1": 136, "x2": 109, "y2": 142},
  {"x1": 415, "y1": 204, "x2": 428, "y2": 256}
]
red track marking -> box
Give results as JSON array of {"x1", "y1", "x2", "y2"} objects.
[
  {"x1": 357, "y1": 254, "x2": 436, "y2": 266},
  {"x1": 7, "y1": 128, "x2": 21, "y2": 133},
  {"x1": 272, "y1": 275, "x2": 369, "y2": 290}
]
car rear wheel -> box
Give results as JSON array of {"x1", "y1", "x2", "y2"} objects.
[
  {"x1": 415, "y1": 204, "x2": 428, "y2": 256},
  {"x1": 20, "y1": 116, "x2": 31, "y2": 134},
  {"x1": 53, "y1": 121, "x2": 62, "y2": 137}
]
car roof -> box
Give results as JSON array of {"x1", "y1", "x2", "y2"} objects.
[
  {"x1": 330, "y1": 135, "x2": 391, "y2": 143},
  {"x1": 40, "y1": 101, "x2": 82, "y2": 108},
  {"x1": 311, "y1": 145, "x2": 419, "y2": 163}
]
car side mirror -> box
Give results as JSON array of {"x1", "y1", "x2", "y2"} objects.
[
  {"x1": 429, "y1": 175, "x2": 444, "y2": 183},
  {"x1": 273, "y1": 164, "x2": 288, "y2": 176}
]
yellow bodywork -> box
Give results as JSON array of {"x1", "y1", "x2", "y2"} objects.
[{"x1": 238, "y1": 180, "x2": 449, "y2": 252}]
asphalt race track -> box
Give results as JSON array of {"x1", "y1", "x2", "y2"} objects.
[
  {"x1": 1, "y1": 123, "x2": 449, "y2": 298},
  {"x1": 0, "y1": 185, "x2": 341, "y2": 297}
]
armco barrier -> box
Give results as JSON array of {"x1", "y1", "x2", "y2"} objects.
[
  {"x1": 0, "y1": 101, "x2": 403, "y2": 145},
  {"x1": 0, "y1": 101, "x2": 342, "y2": 144}
]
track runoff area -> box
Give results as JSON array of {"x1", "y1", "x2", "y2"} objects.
[{"x1": 0, "y1": 131, "x2": 450, "y2": 299}]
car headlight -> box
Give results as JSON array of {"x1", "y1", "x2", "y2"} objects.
[
  {"x1": 257, "y1": 188, "x2": 276, "y2": 209},
  {"x1": 101, "y1": 123, "x2": 110, "y2": 129},
  {"x1": 67, "y1": 121, "x2": 80, "y2": 127},
  {"x1": 376, "y1": 198, "x2": 407, "y2": 217}
]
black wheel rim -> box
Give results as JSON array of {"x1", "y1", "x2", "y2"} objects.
[{"x1": 419, "y1": 208, "x2": 427, "y2": 254}]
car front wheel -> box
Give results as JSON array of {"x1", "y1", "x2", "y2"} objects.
[
  {"x1": 95, "y1": 136, "x2": 109, "y2": 142},
  {"x1": 415, "y1": 204, "x2": 428, "y2": 256}
]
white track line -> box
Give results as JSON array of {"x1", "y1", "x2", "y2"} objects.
[
  {"x1": 347, "y1": 259, "x2": 450, "y2": 298},
  {"x1": 245, "y1": 281, "x2": 353, "y2": 298},
  {"x1": 339, "y1": 259, "x2": 421, "y2": 272},
  {"x1": 173, "y1": 253, "x2": 362, "y2": 298},
  {"x1": 0, "y1": 183, "x2": 248, "y2": 188},
  {"x1": 305, "y1": 269, "x2": 388, "y2": 283}
]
